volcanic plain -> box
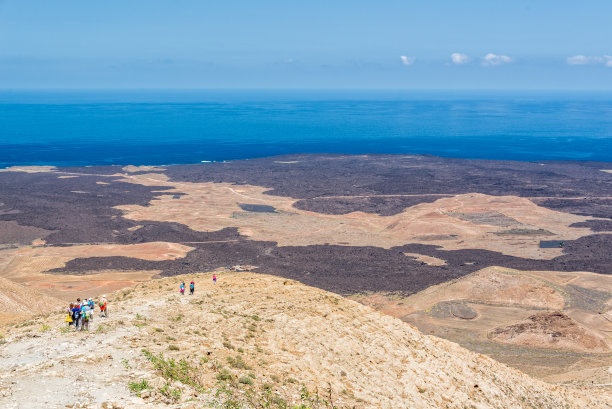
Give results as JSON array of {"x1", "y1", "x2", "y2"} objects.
[{"x1": 1, "y1": 154, "x2": 611, "y2": 384}]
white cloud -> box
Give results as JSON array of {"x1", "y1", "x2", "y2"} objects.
[
  {"x1": 567, "y1": 55, "x2": 602, "y2": 65},
  {"x1": 482, "y1": 53, "x2": 513, "y2": 66},
  {"x1": 450, "y1": 53, "x2": 469, "y2": 65},
  {"x1": 567, "y1": 54, "x2": 612, "y2": 67},
  {"x1": 400, "y1": 55, "x2": 415, "y2": 66}
]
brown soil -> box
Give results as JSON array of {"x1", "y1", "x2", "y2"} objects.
[
  {"x1": 0, "y1": 242, "x2": 192, "y2": 300},
  {"x1": 353, "y1": 267, "x2": 612, "y2": 383},
  {"x1": 488, "y1": 311, "x2": 611, "y2": 353},
  {"x1": 0, "y1": 272, "x2": 610, "y2": 409},
  {"x1": 403, "y1": 252, "x2": 447, "y2": 266},
  {"x1": 116, "y1": 172, "x2": 594, "y2": 259},
  {"x1": 0, "y1": 276, "x2": 63, "y2": 324}
]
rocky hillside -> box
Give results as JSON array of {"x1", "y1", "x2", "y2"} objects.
[
  {"x1": 0, "y1": 276, "x2": 63, "y2": 324},
  {"x1": 0, "y1": 272, "x2": 610, "y2": 409}
]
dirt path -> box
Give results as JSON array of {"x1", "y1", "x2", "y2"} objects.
[{"x1": 1, "y1": 272, "x2": 611, "y2": 409}]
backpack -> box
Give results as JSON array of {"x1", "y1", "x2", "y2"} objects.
[{"x1": 190, "y1": 283, "x2": 194, "y2": 290}]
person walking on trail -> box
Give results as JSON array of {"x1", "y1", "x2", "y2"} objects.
[
  {"x1": 66, "y1": 303, "x2": 74, "y2": 326},
  {"x1": 189, "y1": 281, "x2": 195, "y2": 295},
  {"x1": 212, "y1": 274, "x2": 217, "y2": 284},
  {"x1": 88, "y1": 298, "x2": 95, "y2": 321},
  {"x1": 180, "y1": 282, "x2": 186, "y2": 295},
  {"x1": 81, "y1": 303, "x2": 91, "y2": 331},
  {"x1": 99, "y1": 295, "x2": 108, "y2": 318},
  {"x1": 71, "y1": 301, "x2": 82, "y2": 330}
]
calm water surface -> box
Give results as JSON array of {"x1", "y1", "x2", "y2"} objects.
[{"x1": 1, "y1": 90, "x2": 611, "y2": 167}]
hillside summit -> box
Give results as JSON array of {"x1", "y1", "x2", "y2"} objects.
[{"x1": 0, "y1": 272, "x2": 610, "y2": 409}]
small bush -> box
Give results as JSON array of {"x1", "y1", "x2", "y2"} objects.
[
  {"x1": 216, "y1": 368, "x2": 233, "y2": 381},
  {"x1": 227, "y1": 355, "x2": 251, "y2": 370},
  {"x1": 39, "y1": 324, "x2": 51, "y2": 332},
  {"x1": 121, "y1": 358, "x2": 130, "y2": 369},
  {"x1": 154, "y1": 327, "x2": 164, "y2": 332},
  {"x1": 168, "y1": 345, "x2": 179, "y2": 351},
  {"x1": 239, "y1": 376, "x2": 253, "y2": 385},
  {"x1": 128, "y1": 379, "x2": 148, "y2": 393}
]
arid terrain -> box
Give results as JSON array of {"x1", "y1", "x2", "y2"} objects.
[
  {"x1": 354, "y1": 266, "x2": 612, "y2": 384},
  {"x1": 0, "y1": 272, "x2": 611, "y2": 409},
  {"x1": 0, "y1": 154, "x2": 611, "y2": 388}
]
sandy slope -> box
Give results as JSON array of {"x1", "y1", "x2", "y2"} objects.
[
  {"x1": 355, "y1": 266, "x2": 612, "y2": 382},
  {"x1": 0, "y1": 277, "x2": 63, "y2": 324},
  {"x1": 0, "y1": 272, "x2": 610, "y2": 409}
]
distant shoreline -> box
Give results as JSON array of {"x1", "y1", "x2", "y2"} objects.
[{"x1": 2, "y1": 152, "x2": 612, "y2": 171}]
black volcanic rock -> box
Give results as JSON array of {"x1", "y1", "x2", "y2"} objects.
[{"x1": 2, "y1": 154, "x2": 611, "y2": 295}]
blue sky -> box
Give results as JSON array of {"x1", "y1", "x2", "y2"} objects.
[{"x1": 1, "y1": 0, "x2": 611, "y2": 89}]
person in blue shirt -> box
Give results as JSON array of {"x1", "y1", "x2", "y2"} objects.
[{"x1": 71, "y1": 300, "x2": 82, "y2": 330}]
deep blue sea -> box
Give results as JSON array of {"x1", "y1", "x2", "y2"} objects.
[{"x1": 1, "y1": 90, "x2": 611, "y2": 167}]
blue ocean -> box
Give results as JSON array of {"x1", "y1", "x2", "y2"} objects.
[{"x1": 1, "y1": 90, "x2": 612, "y2": 167}]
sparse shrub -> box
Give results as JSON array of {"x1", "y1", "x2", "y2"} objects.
[
  {"x1": 171, "y1": 387, "x2": 182, "y2": 401},
  {"x1": 39, "y1": 324, "x2": 51, "y2": 332},
  {"x1": 141, "y1": 349, "x2": 204, "y2": 393},
  {"x1": 237, "y1": 347, "x2": 244, "y2": 353},
  {"x1": 239, "y1": 376, "x2": 253, "y2": 385},
  {"x1": 96, "y1": 325, "x2": 105, "y2": 333},
  {"x1": 223, "y1": 341, "x2": 235, "y2": 350},
  {"x1": 227, "y1": 355, "x2": 251, "y2": 370},
  {"x1": 154, "y1": 327, "x2": 164, "y2": 332},
  {"x1": 128, "y1": 379, "x2": 148, "y2": 393},
  {"x1": 168, "y1": 344, "x2": 179, "y2": 351},
  {"x1": 216, "y1": 368, "x2": 233, "y2": 381},
  {"x1": 159, "y1": 384, "x2": 181, "y2": 401}
]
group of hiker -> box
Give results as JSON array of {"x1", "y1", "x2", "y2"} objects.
[
  {"x1": 65, "y1": 296, "x2": 108, "y2": 331},
  {"x1": 178, "y1": 275, "x2": 216, "y2": 295},
  {"x1": 63, "y1": 276, "x2": 217, "y2": 329}
]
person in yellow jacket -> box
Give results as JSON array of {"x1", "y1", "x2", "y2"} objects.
[{"x1": 65, "y1": 303, "x2": 74, "y2": 326}]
